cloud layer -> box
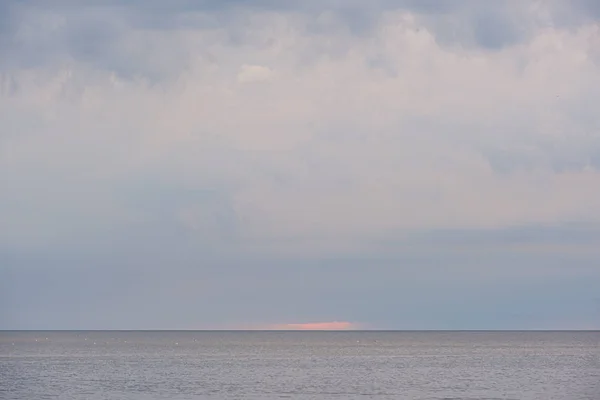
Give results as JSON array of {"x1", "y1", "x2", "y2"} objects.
[{"x1": 1, "y1": 1, "x2": 600, "y2": 329}]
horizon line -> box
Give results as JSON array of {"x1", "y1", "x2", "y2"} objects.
[{"x1": 2, "y1": 329, "x2": 599, "y2": 332}]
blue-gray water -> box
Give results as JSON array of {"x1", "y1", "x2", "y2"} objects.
[{"x1": 1, "y1": 331, "x2": 598, "y2": 399}]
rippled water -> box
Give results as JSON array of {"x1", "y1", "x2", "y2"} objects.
[{"x1": 1, "y1": 331, "x2": 598, "y2": 399}]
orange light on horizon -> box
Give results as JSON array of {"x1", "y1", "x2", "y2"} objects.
[{"x1": 265, "y1": 321, "x2": 358, "y2": 330}]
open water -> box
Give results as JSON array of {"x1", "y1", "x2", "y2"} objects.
[{"x1": 1, "y1": 331, "x2": 599, "y2": 399}]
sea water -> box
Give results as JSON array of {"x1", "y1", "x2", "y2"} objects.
[{"x1": 1, "y1": 331, "x2": 598, "y2": 399}]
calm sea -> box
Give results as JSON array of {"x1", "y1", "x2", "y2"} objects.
[{"x1": 1, "y1": 331, "x2": 598, "y2": 399}]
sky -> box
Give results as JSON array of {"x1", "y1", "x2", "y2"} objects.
[{"x1": 1, "y1": 0, "x2": 600, "y2": 330}]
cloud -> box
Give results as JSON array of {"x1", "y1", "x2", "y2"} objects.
[
  {"x1": 3, "y1": 248, "x2": 598, "y2": 330},
  {"x1": 2, "y1": 2, "x2": 600, "y2": 256},
  {"x1": 237, "y1": 64, "x2": 273, "y2": 83},
  {"x1": 3, "y1": 0, "x2": 599, "y2": 77}
]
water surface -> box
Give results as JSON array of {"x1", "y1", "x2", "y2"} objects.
[{"x1": 1, "y1": 331, "x2": 598, "y2": 399}]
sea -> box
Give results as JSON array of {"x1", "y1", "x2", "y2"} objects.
[{"x1": 1, "y1": 331, "x2": 598, "y2": 400}]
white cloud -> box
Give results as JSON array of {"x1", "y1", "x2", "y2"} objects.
[
  {"x1": 237, "y1": 64, "x2": 273, "y2": 83},
  {"x1": 1, "y1": 6, "x2": 600, "y2": 255}
]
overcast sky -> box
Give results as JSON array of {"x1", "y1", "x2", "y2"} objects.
[{"x1": 1, "y1": 0, "x2": 600, "y2": 330}]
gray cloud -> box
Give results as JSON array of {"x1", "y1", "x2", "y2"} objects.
[
  {"x1": 2, "y1": 246, "x2": 599, "y2": 330},
  {"x1": 479, "y1": 136, "x2": 600, "y2": 174},
  {"x1": 2, "y1": 0, "x2": 599, "y2": 78},
  {"x1": 395, "y1": 223, "x2": 600, "y2": 250}
]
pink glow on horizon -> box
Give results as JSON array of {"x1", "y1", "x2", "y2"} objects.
[{"x1": 265, "y1": 321, "x2": 358, "y2": 330}]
